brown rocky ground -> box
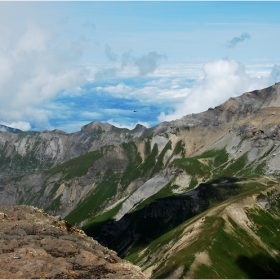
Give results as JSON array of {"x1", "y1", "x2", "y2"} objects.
[{"x1": 0, "y1": 205, "x2": 145, "y2": 279}]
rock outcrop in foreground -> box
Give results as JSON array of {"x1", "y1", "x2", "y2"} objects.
[{"x1": 0, "y1": 205, "x2": 145, "y2": 279}]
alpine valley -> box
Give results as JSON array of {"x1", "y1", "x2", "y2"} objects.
[{"x1": 1, "y1": 83, "x2": 280, "y2": 278}]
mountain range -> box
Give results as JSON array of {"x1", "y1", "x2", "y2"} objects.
[{"x1": 1, "y1": 82, "x2": 280, "y2": 278}]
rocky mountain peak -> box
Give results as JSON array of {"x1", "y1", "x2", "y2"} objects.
[
  {"x1": 42, "y1": 129, "x2": 68, "y2": 135},
  {"x1": 234, "y1": 82, "x2": 280, "y2": 108},
  {"x1": 132, "y1": 123, "x2": 147, "y2": 130},
  {"x1": 81, "y1": 121, "x2": 116, "y2": 133},
  {"x1": 165, "y1": 82, "x2": 280, "y2": 130}
]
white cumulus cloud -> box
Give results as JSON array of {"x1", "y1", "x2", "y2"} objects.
[
  {"x1": 0, "y1": 22, "x2": 87, "y2": 131},
  {"x1": 3, "y1": 121, "x2": 31, "y2": 131},
  {"x1": 158, "y1": 59, "x2": 276, "y2": 122}
]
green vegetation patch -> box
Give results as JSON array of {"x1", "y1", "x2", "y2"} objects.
[
  {"x1": 44, "y1": 150, "x2": 102, "y2": 181},
  {"x1": 45, "y1": 194, "x2": 63, "y2": 213},
  {"x1": 246, "y1": 200, "x2": 280, "y2": 252},
  {"x1": 139, "y1": 206, "x2": 280, "y2": 279},
  {"x1": 24, "y1": 195, "x2": 36, "y2": 206},
  {"x1": 119, "y1": 142, "x2": 142, "y2": 188},
  {"x1": 259, "y1": 146, "x2": 275, "y2": 160},
  {"x1": 122, "y1": 142, "x2": 142, "y2": 164},
  {"x1": 65, "y1": 169, "x2": 119, "y2": 224},
  {"x1": 120, "y1": 140, "x2": 159, "y2": 183},
  {"x1": 189, "y1": 178, "x2": 198, "y2": 189},
  {"x1": 151, "y1": 216, "x2": 224, "y2": 279},
  {"x1": 198, "y1": 216, "x2": 270, "y2": 279},
  {"x1": 172, "y1": 148, "x2": 229, "y2": 179},
  {"x1": 173, "y1": 140, "x2": 185, "y2": 156},
  {"x1": 128, "y1": 185, "x2": 280, "y2": 279},
  {"x1": 238, "y1": 151, "x2": 270, "y2": 178},
  {"x1": 201, "y1": 148, "x2": 229, "y2": 166},
  {"x1": 173, "y1": 157, "x2": 211, "y2": 177},
  {"x1": 49, "y1": 182, "x2": 61, "y2": 197},
  {"x1": 137, "y1": 143, "x2": 158, "y2": 177},
  {"x1": 222, "y1": 153, "x2": 248, "y2": 178},
  {"x1": 150, "y1": 141, "x2": 172, "y2": 177}
]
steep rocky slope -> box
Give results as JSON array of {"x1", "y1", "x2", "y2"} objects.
[
  {"x1": 127, "y1": 184, "x2": 280, "y2": 279},
  {"x1": 0, "y1": 205, "x2": 145, "y2": 279},
  {"x1": 1, "y1": 82, "x2": 280, "y2": 278}
]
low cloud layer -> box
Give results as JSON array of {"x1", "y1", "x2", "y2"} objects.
[
  {"x1": 2, "y1": 121, "x2": 31, "y2": 131},
  {"x1": 226, "y1": 32, "x2": 251, "y2": 48},
  {"x1": 158, "y1": 59, "x2": 280, "y2": 122}
]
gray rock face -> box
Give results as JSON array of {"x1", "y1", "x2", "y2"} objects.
[
  {"x1": 153, "y1": 83, "x2": 280, "y2": 133},
  {"x1": 115, "y1": 171, "x2": 173, "y2": 220},
  {"x1": 0, "y1": 122, "x2": 148, "y2": 179}
]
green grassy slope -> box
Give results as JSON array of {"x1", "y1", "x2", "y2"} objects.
[
  {"x1": 127, "y1": 185, "x2": 280, "y2": 279},
  {"x1": 81, "y1": 146, "x2": 278, "y2": 260}
]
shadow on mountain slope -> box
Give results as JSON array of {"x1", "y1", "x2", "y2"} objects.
[
  {"x1": 84, "y1": 194, "x2": 209, "y2": 257},
  {"x1": 235, "y1": 254, "x2": 280, "y2": 278},
  {"x1": 83, "y1": 177, "x2": 254, "y2": 257}
]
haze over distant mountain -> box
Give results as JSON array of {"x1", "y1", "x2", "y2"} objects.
[
  {"x1": 0, "y1": 124, "x2": 22, "y2": 134},
  {"x1": 1, "y1": 82, "x2": 280, "y2": 278}
]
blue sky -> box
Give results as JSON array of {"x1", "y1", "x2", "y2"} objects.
[{"x1": 0, "y1": 1, "x2": 280, "y2": 132}]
